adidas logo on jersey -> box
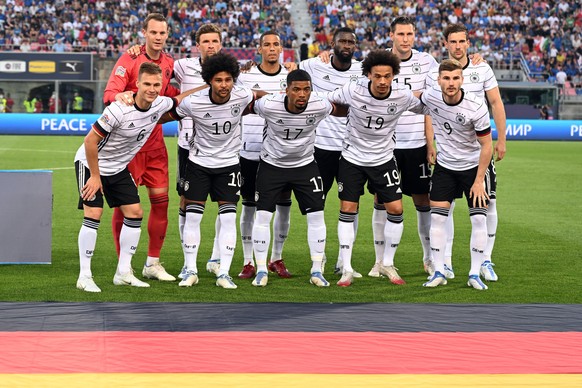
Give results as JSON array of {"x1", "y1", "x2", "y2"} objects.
[
  {"x1": 204, "y1": 113, "x2": 212, "y2": 118},
  {"x1": 360, "y1": 105, "x2": 367, "y2": 110},
  {"x1": 253, "y1": 83, "x2": 261, "y2": 89},
  {"x1": 128, "y1": 122, "x2": 135, "y2": 128},
  {"x1": 323, "y1": 75, "x2": 331, "y2": 81},
  {"x1": 433, "y1": 108, "x2": 439, "y2": 113},
  {"x1": 276, "y1": 119, "x2": 284, "y2": 124}
]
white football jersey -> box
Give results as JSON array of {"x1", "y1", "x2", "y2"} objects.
[
  {"x1": 173, "y1": 57, "x2": 205, "y2": 150},
  {"x1": 426, "y1": 56, "x2": 498, "y2": 100},
  {"x1": 392, "y1": 49, "x2": 439, "y2": 149},
  {"x1": 421, "y1": 87, "x2": 491, "y2": 171},
  {"x1": 175, "y1": 85, "x2": 254, "y2": 168},
  {"x1": 75, "y1": 96, "x2": 176, "y2": 176},
  {"x1": 328, "y1": 79, "x2": 425, "y2": 166},
  {"x1": 299, "y1": 57, "x2": 364, "y2": 151},
  {"x1": 253, "y1": 93, "x2": 333, "y2": 168},
  {"x1": 238, "y1": 65, "x2": 289, "y2": 161}
]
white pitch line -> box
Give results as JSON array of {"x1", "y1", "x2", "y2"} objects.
[{"x1": 0, "y1": 148, "x2": 74, "y2": 154}]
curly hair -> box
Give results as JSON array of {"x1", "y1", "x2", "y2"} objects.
[
  {"x1": 201, "y1": 52, "x2": 240, "y2": 85},
  {"x1": 361, "y1": 49, "x2": 401, "y2": 77}
]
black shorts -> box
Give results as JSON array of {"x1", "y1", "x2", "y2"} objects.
[
  {"x1": 240, "y1": 156, "x2": 259, "y2": 201},
  {"x1": 430, "y1": 163, "x2": 490, "y2": 209},
  {"x1": 394, "y1": 146, "x2": 431, "y2": 196},
  {"x1": 314, "y1": 147, "x2": 341, "y2": 196},
  {"x1": 487, "y1": 159, "x2": 497, "y2": 199},
  {"x1": 176, "y1": 145, "x2": 189, "y2": 196},
  {"x1": 183, "y1": 161, "x2": 240, "y2": 203},
  {"x1": 75, "y1": 161, "x2": 139, "y2": 209},
  {"x1": 256, "y1": 160, "x2": 324, "y2": 215},
  {"x1": 338, "y1": 157, "x2": 403, "y2": 204}
]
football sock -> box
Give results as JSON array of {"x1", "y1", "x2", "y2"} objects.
[
  {"x1": 372, "y1": 202, "x2": 386, "y2": 264},
  {"x1": 469, "y1": 209, "x2": 488, "y2": 276},
  {"x1": 307, "y1": 211, "x2": 326, "y2": 273},
  {"x1": 253, "y1": 210, "x2": 273, "y2": 273},
  {"x1": 338, "y1": 211, "x2": 357, "y2": 273},
  {"x1": 382, "y1": 212, "x2": 403, "y2": 267},
  {"x1": 78, "y1": 217, "x2": 99, "y2": 277},
  {"x1": 444, "y1": 200, "x2": 456, "y2": 268},
  {"x1": 416, "y1": 205, "x2": 431, "y2": 262},
  {"x1": 117, "y1": 217, "x2": 142, "y2": 275},
  {"x1": 147, "y1": 193, "x2": 168, "y2": 258},
  {"x1": 240, "y1": 201, "x2": 256, "y2": 265},
  {"x1": 483, "y1": 198, "x2": 498, "y2": 262},
  {"x1": 183, "y1": 203, "x2": 204, "y2": 273},
  {"x1": 271, "y1": 200, "x2": 292, "y2": 262},
  {"x1": 111, "y1": 207, "x2": 124, "y2": 257},
  {"x1": 430, "y1": 207, "x2": 450, "y2": 274},
  {"x1": 217, "y1": 204, "x2": 237, "y2": 277},
  {"x1": 209, "y1": 214, "x2": 221, "y2": 261}
]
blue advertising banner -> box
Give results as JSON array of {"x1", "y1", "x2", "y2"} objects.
[{"x1": 0, "y1": 114, "x2": 581, "y2": 140}]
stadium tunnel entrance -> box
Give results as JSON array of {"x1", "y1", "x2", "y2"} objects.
[{"x1": 27, "y1": 84, "x2": 95, "y2": 114}]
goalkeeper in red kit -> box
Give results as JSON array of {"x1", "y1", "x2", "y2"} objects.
[{"x1": 103, "y1": 13, "x2": 179, "y2": 282}]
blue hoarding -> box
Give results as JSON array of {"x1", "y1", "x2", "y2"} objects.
[{"x1": 0, "y1": 114, "x2": 581, "y2": 140}]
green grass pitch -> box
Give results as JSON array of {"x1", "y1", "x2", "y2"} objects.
[{"x1": 0, "y1": 135, "x2": 581, "y2": 303}]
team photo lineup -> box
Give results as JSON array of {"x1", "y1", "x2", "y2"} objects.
[{"x1": 74, "y1": 12, "x2": 508, "y2": 293}]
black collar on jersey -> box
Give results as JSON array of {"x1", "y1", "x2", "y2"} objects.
[
  {"x1": 258, "y1": 64, "x2": 283, "y2": 76},
  {"x1": 208, "y1": 88, "x2": 231, "y2": 105},
  {"x1": 400, "y1": 51, "x2": 413, "y2": 62},
  {"x1": 330, "y1": 55, "x2": 353, "y2": 72},
  {"x1": 284, "y1": 95, "x2": 308, "y2": 114},
  {"x1": 462, "y1": 55, "x2": 470, "y2": 70},
  {"x1": 367, "y1": 81, "x2": 392, "y2": 100},
  {"x1": 132, "y1": 93, "x2": 151, "y2": 112},
  {"x1": 442, "y1": 88, "x2": 465, "y2": 106}
]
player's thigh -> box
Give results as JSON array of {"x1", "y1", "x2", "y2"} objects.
[
  {"x1": 183, "y1": 161, "x2": 212, "y2": 202},
  {"x1": 459, "y1": 166, "x2": 489, "y2": 209},
  {"x1": 430, "y1": 163, "x2": 460, "y2": 204},
  {"x1": 209, "y1": 163, "x2": 241, "y2": 204},
  {"x1": 176, "y1": 145, "x2": 189, "y2": 196},
  {"x1": 337, "y1": 157, "x2": 367, "y2": 203},
  {"x1": 240, "y1": 156, "x2": 259, "y2": 202},
  {"x1": 395, "y1": 146, "x2": 431, "y2": 196},
  {"x1": 255, "y1": 161, "x2": 290, "y2": 213},
  {"x1": 290, "y1": 161, "x2": 326, "y2": 215},
  {"x1": 314, "y1": 147, "x2": 341, "y2": 195},
  {"x1": 75, "y1": 161, "x2": 104, "y2": 210},
  {"x1": 367, "y1": 158, "x2": 403, "y2": 205},
  {"x1": 102, "y1": 168, "x2": 141, "y2": 208},
  {"x1": 140, "y1": 147, "x2": 169, "y2": 189}
]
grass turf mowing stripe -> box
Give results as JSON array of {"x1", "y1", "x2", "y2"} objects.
[
  {"x1": 2, "y1": 374, "x2": 582, "y2": 387},
  {"x1": 2, "y1": 331, "x2": 581, "y2": 374}
]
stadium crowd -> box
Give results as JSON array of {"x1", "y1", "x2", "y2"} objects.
[{"x1": 0, "y1": 0, "x2": 581, "y2": 87}]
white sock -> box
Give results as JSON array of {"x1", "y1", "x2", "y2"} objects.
[
  {"x1": 338, "y1": 211, "x2": 357, "y2": 273},
  {"x1": 444, "y1": 200, "x2": 456, "y2": 268},
  {"x1": 416, "y1": 205, "x2": 431, "y2": 262},
  {"x1": 78, "y1": 218, "x2": 99, "y2": 277},
  {"x1": 469, "y1": 210, "x2": 488, "y2": 276},
  {"x1": 145, "y1": 256, "x2": 159, "y2": 266},
  {"x1": 372, "y1": 203, "x2": 386, "y2": 264},
  {"x1": 117, "y1": 217, "x2": 142, "y2": 275},
  {"x1": 210, "y1": 214, "x2": 221, "y2": 261},
  {"x1": 430, "y1": 207, "x2": 450, "y2": 274},
  {"x1": 183, "y1": 203, "x2": 204, "y2": 273},
  {"x1": 253, "y1": 210, "x2": 273, "y2": 273},
  {"x1": 240, "y1": 202, "x2": 256, "y2": 265},
  {"x1": 179, "y1": 208, "x2": 186, "y2": 267},
  {"x1": 382, "y1": 213, "x2": 403, "y2": 267},
  {"x1": 217, "y1": 204, "x2": 237, "y2": 276},
  {"x1": 307, "y1": 211, "x2": 326, "y2": 273},
  {"x1": 483, "y1": 198, "x2": 498, "y2": 262},
  {"x1": 271, "y1": 201, "x2": 291, "y2": 262}
]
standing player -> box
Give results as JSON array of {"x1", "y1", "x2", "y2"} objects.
[
  {"x1": 103, "y1": 13, "x2": 179, "y2": 282},
  {"x1": 329, "y1": 50, "x2": 427, "y2": 286},
  {"x1": 237, "y1": 31, "x2": 293, "y2": 280},
  {"x1": 173, "y1": 23, "x2": 224, "y2": 280},
  {"x1": 368, "y1": 16, "x2": 439, "y2": 279},
  {"x1": 172, "y1": 52, "x2": 262, "y2": 289},
  {"x1": 75, "y1": 63, "x2": 178, "y2": 292},
  {"x1": 250, "y1": 69, "x2": 346, "y2": 287},
  {"x1": 427, "y1": 23, "x2": 507, "y2": 281},
  {"x1": 421, "y1": 59, "x2": 493, "y2": 290},
  {"x1": 300, "y1": 27, "x2": 365, "y2": 275}
]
